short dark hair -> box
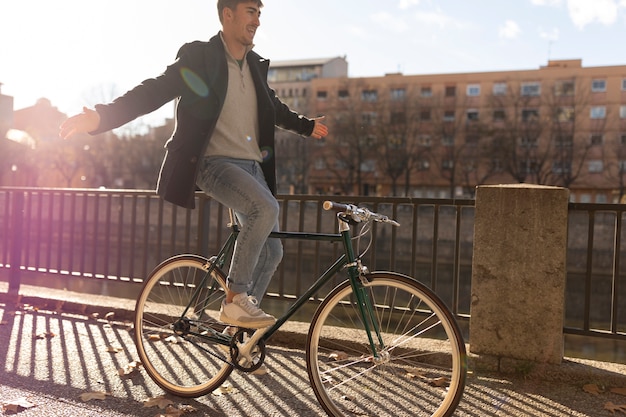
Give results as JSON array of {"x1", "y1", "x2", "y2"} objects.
[{"x1": 217, "y1": 0, "x2": 264, "y2": 23}]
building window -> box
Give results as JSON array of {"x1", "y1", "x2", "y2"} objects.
[
  {"x1": 622, "y1": 79, "x2": 626, "y2": 90},
  {"x1": 467, "y1": 84, "x2": 481, "y2": 96},
  {"x1": 521, "y1": 82, "x2": 541, "y2": 96},
  {"x1": 467, "y1": 109, "x2": 479, "y2": 121},
  {"x1": 317, "y1": 90, "x2": 327, "y2": 100},
  {"x1": 338, "y1": 89, "x2": 349, "y2": 99},
  {"x1": 620, "y1": 105, "x2": 626, "y2": 119},
  {"x1": 418, "y1": 135, "x2": 432, "y2": 147},
  {"x1": 360, "y1": 159, "x2": 376, "y2": 172},
  {"x1": 420, "y1": 86, "x2": 432, "y2": 97},
  {"x1": 590, "y1": 134, "x2": 603, "y2": 145},
  {"x1": 619, "y1": 160, "x2": 626, "y2": 172},
  {"x1": 520, "y1": 159, "x2": 537, "y2": 174},
  {"x1": 520, "y1": 137, "x2": 537, "y2": 148},
  {"x1": 390, "y1": 88, "x2": 406, "y2": 101},
  {"x1": 622, "y1": 134, "x2": 626, "y2": 146},
  {"x1": 552, "y1": 161, "x2": 572, "y2": 174},
  {"x1": 557, "y1": 107, "x2": 575, "y2": 122},
  {"x1": 442, "y1": 135, "x2": 454, "y2": 146},
  {"x1": 588, "y1": 160, "x2": 604, "y2": 173},
  {"x1": 389, "y1": 135, "x2": 406, "y2": 148},
  {"x1": 420, "y1": 109, "x2": 431, "y2": 121},
  {"x1": 445, "y1": 86, "x2": 456, "y2": 97},
  {"x1": 443, "y1": 110, "x2": 455, "y2": 121},
  {"x1": 591, "y1": 79, "x2": 607, "y2": 92},
  {"x1": 418, "y1": 160, "x2": 430, "y2": 170},
  {"x1": 361, "y1": 112, "x2": 377, "y2": 125},
  {"x1": 465, "y1": 134, "x2": 479, "y2": 146},
  {"x1": 442, "y1": 160, "x2": 454, "y2": 170},
  {"x1": 390, "y1": 111, "x2": 406, "y2": 124},
  {"x1": 361, "y1": 89, "x2": 378, "y2": 102},
  {"x1": 522, "y1": 109, "x2": 539, "y2": 122},
  {"x1": 493, "y1": 82, "x2": 507, "y2": 96},
  {"x1": 555, "y1": 134, "x2": 573, "y2": 148},
  {"x1": 555, "y1": 80, "x2": 575, "y2": 96},
  {"x1": 590, "y1": 106, "x2": 606, "y2": 119},
  {"x1": 493, "y1": 109, "x2": 506, "y2": 121}
]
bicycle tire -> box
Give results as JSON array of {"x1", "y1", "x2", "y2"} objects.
[
  {"x1": 134, "y1": 254, "x2": 233, "y2": 397},
  {"x1": 306, "y1": 271, "x2": 466, "y2": 417}
]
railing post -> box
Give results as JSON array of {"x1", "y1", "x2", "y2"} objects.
[
  {"x1": 9, "y1": 191, "x2": 25, "y2": 296},
  {"x1": 470, "y1": 184, "x2": 569, "y2": 366}
]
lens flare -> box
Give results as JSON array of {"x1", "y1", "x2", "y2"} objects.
[
  {"x1": 260, "y1": 146, "x2": 273, "y2": 161},
  {"x1": 180, "y1": 67, "x2": 209, "y2": 98}
]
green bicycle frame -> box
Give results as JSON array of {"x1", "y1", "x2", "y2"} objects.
[{"x1": 187, "y1": 214, "x2": 387, "y2": 358}]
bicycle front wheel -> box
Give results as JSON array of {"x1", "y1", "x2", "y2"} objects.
[
  {"x1": 306, "y1": 272, "x2": 466, "y2": 417},
  {"x1": 134, "y1": 254, "x2": 233, "y2": 397}
]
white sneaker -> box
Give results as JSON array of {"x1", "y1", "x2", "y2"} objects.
[{"x1": 219, "y1": 293, "x2": 276, "y2": 328}]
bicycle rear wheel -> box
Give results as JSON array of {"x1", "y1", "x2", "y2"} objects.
[
  {"x1": 134, "y1": 254, "x2": 233, "y2": 397},
  {"x1": 306, "y1": 272, "x2": 466, "y2": 417}
]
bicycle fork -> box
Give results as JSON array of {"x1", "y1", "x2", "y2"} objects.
[{"x1": 339, "y1": 220, "x2": 387, "y2": 361}]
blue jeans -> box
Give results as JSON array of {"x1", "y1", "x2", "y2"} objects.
[{"x1": 197, "y1": 157, "x2": 283, "y2": 302}]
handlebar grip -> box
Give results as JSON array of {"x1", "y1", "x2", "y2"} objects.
[{"x1": 323, "y1": 201, "x2": 350, "y2": 212}]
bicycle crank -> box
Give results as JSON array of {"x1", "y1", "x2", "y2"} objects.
[{"x1": 229, "y1": 327, "x2": 268, "y2": 373}]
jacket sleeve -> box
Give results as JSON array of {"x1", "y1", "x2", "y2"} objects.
[
  {"x1": 271, "y1": 89, "x2": 316, "y2": 137},
  {"x1": 91, "y1": 43, "x2": 204, "y2": 134}
]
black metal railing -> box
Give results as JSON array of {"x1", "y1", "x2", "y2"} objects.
[{"x1": 1, "y1": 187, "x2": 625, "y2": 342}]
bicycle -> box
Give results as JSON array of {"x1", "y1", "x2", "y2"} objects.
[{"x1": 134, "y1": 201, "x2": 467, "y2": 417}]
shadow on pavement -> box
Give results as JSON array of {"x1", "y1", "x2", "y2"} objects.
[{"x1": 1, "y1": 298, "x2": 626, "y2": 416}]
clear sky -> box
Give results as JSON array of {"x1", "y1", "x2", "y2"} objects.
[{"x1": 2, "y1": 0, "x2": 626, "y2": 127}]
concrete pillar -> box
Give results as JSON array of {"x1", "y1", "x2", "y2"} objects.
[{"x1": 469, "y1": 184, "x2": 569, "y2": 365}]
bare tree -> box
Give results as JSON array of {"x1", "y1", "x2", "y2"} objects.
[
  {"x1": 487, "y1": 80, "x2": 552, "y2": 184},
  {"x1": 543, "y1": 78, "x2": 596, "y2": 188},
  {"x1": 312, "y1": 80, "x2": 381, "y2": 195}
]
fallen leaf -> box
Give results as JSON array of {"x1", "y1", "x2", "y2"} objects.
[
  {"x1": 90, "y1": 312, "x2": 100, "y2": 320},
  {"x1": 162, "y1": 405, "x2": 184, "y2": 417},
  {"x1": 406, "y1": 368, "x2": 427, "y2": 379},
  {"x1": 612, "y1": 388, "x2": 626, "y2": 396},
  {"x1": 584, "y1": 384, "x2": 602, "y2": 396},
  {"x1": 429, "y1": 377, "x2": 451, "y2": 388},
  {"x1": 148, "y1": 334, "x2": 163, "y2": 341},
  {"x1": 164, "y1": 335, "x2": 181, "y2": 344},
  {"x1": 605, "y1": 402, "x2": 626, "y2": 414},
  {"x1": 105, "y1": 312, "x2": 115, "y2": 321},
  {"x1": 118, "y1": 360, "x2": 142, "y2": 376},
  {"x1": 143, "y1": 395, "x2": 174, "y2": 409},
  {"x1": 158, "y1": 404, "x2": 196, "y2": 416},
  {"x1": 106, "y1": 346, "x2": 124, "y2": 353},
  {"x1": 1, "y1": 397, "x2": 36, "y2": 412},
  {"x1": 0, "y1": 320, "x2": 8, "y2": 325},
  {"x1": 213, "y1": 382, "x2": 234, "y2": 396},
  {"x1": 329, "y1": 351, "x2": 349, "y2": 361},
  {"x1": 36, "y1": 332, "x2": 56, "y2": 339},
  {"x1": 79, "y1": 392, "x2": 109, "y2": 401}
]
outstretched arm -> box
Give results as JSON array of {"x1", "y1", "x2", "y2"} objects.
[{"x1": 59, "y1": 107, "x2": 101, "y2": 139}]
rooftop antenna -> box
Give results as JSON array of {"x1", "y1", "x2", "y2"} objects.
[{"x1": 547, "y1": 40, "x2": 553, "y2": 61}]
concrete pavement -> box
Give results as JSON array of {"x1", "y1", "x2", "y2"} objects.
[{"x1": 1, "y1": 284, "x2": 626, "y2": 416}]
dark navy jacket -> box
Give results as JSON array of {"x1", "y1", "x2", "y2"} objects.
[{"x1": 92, "y1": 33, "x2": 315, "y2": 209}]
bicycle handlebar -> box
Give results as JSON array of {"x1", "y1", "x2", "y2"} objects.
[{"x1": 323, "y1": 201, "x2": 400, "y2": 226}]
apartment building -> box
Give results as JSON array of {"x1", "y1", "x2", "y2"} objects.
[
  {"x1": 268, "y1": 56, "x2": 348, "y2": 194},
  {"x1": 271, "y1": 58, "x2": 626, "y2": 202}
]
